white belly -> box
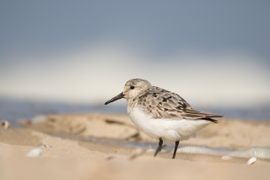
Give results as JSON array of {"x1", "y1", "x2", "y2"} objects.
[{"x1": 128, "y1": 107, "x2": 211, "y2": 141}]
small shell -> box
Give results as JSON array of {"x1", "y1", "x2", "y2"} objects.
[
  {"x1": 27, "y1": 148, "x2": 43, "y2": 157},
  {"x1": 1, "y1": 120, "x2": 10, "y2": 129},
  {"x1": 246, "y1": 157, "x2": 257, "y2": 165},
  {"x1": 26, "y1": 144, "x2": 51, "y2": 157}
]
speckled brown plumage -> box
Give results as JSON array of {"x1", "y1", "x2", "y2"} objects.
[{"x1": 129, "y1": 86, "x2": 221, "y2": 122}]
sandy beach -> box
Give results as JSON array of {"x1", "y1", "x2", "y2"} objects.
[
  {"x1": 1, "y1": 0, "x2": 270, "y2": 179},
  {"x1": 1, "y1": 113, "x2": 270, "y2": 180}
]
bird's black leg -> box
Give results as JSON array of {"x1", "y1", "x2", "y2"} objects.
[
  {"x1": 172, "y1": 141, "x2": 179, "y2": 159},
  {"x1": 154, "y1": 138, "x2": 163, "y2": 157}
]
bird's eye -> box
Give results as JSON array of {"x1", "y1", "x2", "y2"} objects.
[{"x1": 130, "y1": 86, "x2": 135, "y2": 90}]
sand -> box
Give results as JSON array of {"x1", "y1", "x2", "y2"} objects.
[{"x1": 0, "y1": 113, "x2": 270, "y2": 180}]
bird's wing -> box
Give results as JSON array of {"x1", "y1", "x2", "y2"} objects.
[{"x1": 138, "y1": 86, "x2": 222, "y2": 123}]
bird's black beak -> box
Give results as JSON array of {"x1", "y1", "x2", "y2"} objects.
[{"x1": 104, "y1": 92, "x2": 124, "y2": 105}]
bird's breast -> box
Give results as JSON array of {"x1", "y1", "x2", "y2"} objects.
[{"x1": 128, "y1": 107, "x2": 212, "y2": 141}]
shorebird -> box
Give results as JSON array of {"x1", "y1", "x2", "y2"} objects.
[{"x1": 105, "y1": 79, "x2": 222, "y2": 159}]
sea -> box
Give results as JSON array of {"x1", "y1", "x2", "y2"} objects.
[{"x1": 0, "y1": 97, "x2": 269, "y2": 124}]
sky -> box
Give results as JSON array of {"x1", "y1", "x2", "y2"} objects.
[{"x1": 0, "y1": 0, "x2": 270, "y2": 107}]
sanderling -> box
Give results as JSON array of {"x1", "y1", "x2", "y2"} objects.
[{"x1": 105, "y1": 78, "x2": 222, "y2": 159}]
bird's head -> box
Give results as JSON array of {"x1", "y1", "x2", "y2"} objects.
[{"x1": 104, "y1": 78, "x2": 151, "y2": 105}]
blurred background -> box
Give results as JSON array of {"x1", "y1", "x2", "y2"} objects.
[{"x1": 0, "y1": 0, "x2": 269, "y2": 121}]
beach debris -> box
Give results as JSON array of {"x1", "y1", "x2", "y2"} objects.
[
  {"x1": 221, "y1": 155, "x2": 232, "y2": 160},
  {"x1": 0, "y1": 120, "x2": 10, "y2": 129},
  {"x1": 246, "y1": 156, "x2": 257, "y2": 165},
  {"x1": 105, "y1": 119, "x2": 126, "y2": 125},
  {"x1": 26, "y1": 144, "x2": 51, "y2": 158}
]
